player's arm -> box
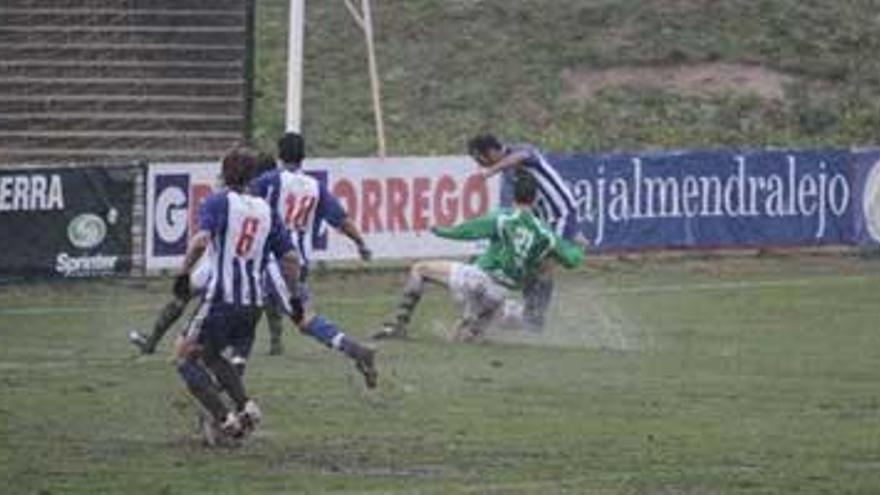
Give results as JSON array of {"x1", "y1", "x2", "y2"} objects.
[
  {"x1": 318, "y1": 184, "x2": 371, "y2": 260},
  {"x1": 481, "y1": 149, "x2": 530, "y2": 178},
  {"x1": 432, "y1": 212, "x2": 498, "y2": 241},
  {"x1": 173, "y1": 195, "x2": 223, "y2": 298},
  {"x1": 550, "y1": 236, "x2": 585, "y2": 269},
  {"x1": 266, "y1": 211, "x2": 305, "y2": 322}
]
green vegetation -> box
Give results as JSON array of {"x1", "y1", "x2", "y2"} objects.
[
  {"x1": 252, "y1": 0, "x2": 880, "y2": 157},
  {"x1": 3, "y1": 256, "x2": 880, "y2": 493}
]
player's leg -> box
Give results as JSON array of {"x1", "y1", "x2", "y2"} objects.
[
  {"x1": 373, "y1": 260, "x2": 456, "y2": 339},
  {"x1": 263, "y1": 299, "x2": 285, "y2": 355},
  {"x1": 451, "y1": 264, "x2": 506, "y2": 342},
  {"x1": 269, "y1": 275, "x2": 379, "y2": 389},
  {"x1": 204, "y1": 306, "x2": 261, "y2": 431},
  {"x1": 129, "y1": 295, "x2": 190, "y2": 354},
  {"x1": 129, "y1": 258, "x2": 211, "y2": 354},
  {"x1": 522, "y1": 259, "x2": 555, "y2": 332},
  {"x1": 261, "y1": 257, "x2": 288, "y2": 355},
  {"x1": 296, "y1": 301, "x2": 379, "y2": 389},
  {"x1": 173, "y1": 302, "x2": 241, "y2": 437}
]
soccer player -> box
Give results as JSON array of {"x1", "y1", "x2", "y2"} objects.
[
  {"x1": 172, "y1": 146, "x2": 297, "y2": 439},
  {"x1": 175, "y1": 147, "x2": 377, "y2": 443},
  {"x1": 374, "y1": 172, "x2": 584, "y2": 341},
  {"x1": 128, "y1": 152, "x2": 283, "y2": 356},
  {"x1": 467, "y1": 134, "x2": 588, "y2": 332},
  {"x1": 252, "y1": 132, "x2": 374, "y2": 372}
]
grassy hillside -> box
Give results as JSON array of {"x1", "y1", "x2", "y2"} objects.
[{"x1": 253, "y1": 0, "x2": 880, "y2": 157}]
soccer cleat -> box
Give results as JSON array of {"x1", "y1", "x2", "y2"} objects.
[
  {"x1": 220, "y1": 411, "x2": 243, "y2": 438},
  {"x1": 356, "y1": 351, "x2": 378, "y2": 389},
  {"x1": 371, "y1": 322, "x2": 407, "y2": 340},
  {"x1": 346, "y1": 342, "x2": 379, "y2": 388},
  {"x1": 127, "y1": 329, "x2": 154, "y2": 354},
  {"x1": 238, "y1": 399, "x2": 262, "y2": 432}
]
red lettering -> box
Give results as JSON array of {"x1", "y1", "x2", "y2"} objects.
[
  {"x1": 386, "y1": 177, "x2": 409, "y2": 232},
  {"x1": 188, "y1": 183, "x2": 213, "y2": 236},
  {"x1": 332, "y1": 179, "x2": 357, "y2": 222},
  {"x1": 362, "y1": 178, "x2": 383, "y2": 233},
  {"x1": 412, "y1": 177, "x2": 430, "y2": 231},
  {"x1": 434, "y1": 175, "x2": 458, "y2": 226},
  {"x1": 462, "y1": 174, "x2": 489, "y2": 218}
]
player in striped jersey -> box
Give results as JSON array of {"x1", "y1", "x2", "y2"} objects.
[
  {"x1": 127, "y1": 152, "x2": 283, "y2": 356},
  {"x1": 172, "y1": 147, "x2": 297, "y2": 439},
  {"x1": 251, "y1": 133, "x2": 376, "y2": 387},
  {"x1": 467, "y1": 134, "x2": 589, "y2": 332}
]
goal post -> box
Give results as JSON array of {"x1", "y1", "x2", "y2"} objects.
[{"x1": 285, "y1": 0, "x2": 387, "y2": 156}]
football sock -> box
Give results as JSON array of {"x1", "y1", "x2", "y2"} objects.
[
  {"x1": 203, "y1": 351, "x2": 249, "y2": 411},
  {"x1": 302, "y1": 315, "x2": 344, "y2": 348},
  {"x1": 177, "y1": 359, "x2": 227, "y2": 421},
  {"x1": 263, "y1": 300, "x2": 284, "y2": 350},
  {"x1": 393, "y1": 275, "x2": 424, "y2": 326},
  {"x1": 147, "y1": 297, "x2": 187, "y2": 350},
  {"x1": 303, "y1": 315, "x2": 366, "y2": 359},
  {"x1": 523, "y1": 277, "x2": 554, "y2": 331}
]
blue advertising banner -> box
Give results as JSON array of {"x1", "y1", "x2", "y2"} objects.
[
  {"x1": 502, "y1": 148, "x2": 880, "y2": 252},
  {"x1": 851, "y1": 149, "x2": 880, "y2": 246}
]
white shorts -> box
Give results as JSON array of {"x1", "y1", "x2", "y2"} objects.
[{"x1": 447, "y1": 262, "x2": 506, "y2": 323}]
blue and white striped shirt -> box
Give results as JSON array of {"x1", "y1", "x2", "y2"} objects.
[
  {"x1": 508, "y1": 144, "x2": 577, "y2": 234},
  {"x1": 198, "y1": 189, "x2": 293, "y2": 307}
]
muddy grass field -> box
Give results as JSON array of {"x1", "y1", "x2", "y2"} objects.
[{"x1": 2, "y1": 254, "x2": 880, "y2": 494}]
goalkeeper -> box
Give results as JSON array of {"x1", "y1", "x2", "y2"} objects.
[{"x1": 373, "y1": 172, "x2": 584, "y2": 341}]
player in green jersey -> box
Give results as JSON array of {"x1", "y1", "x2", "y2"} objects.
[{"x1": 373, "y1": 172, "x2": 584, "y2": 342}]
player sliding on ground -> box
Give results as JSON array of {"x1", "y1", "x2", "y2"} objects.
[
  {"x1": 373, "y1": 172, "x2": 584, "y2": 342},
  {"x1": 467, "y1": 134, "x2": 589, "y2": 332}
]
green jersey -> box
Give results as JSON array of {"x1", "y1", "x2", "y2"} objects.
[{"x1": 432, "y1": 208, "x2": 584, "y2": 289}]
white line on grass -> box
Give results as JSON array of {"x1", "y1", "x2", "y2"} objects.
[{"x1": 0, "y1": 273, "x2": 872, "y2": 316}]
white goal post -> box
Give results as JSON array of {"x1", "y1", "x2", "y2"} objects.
[{"x1": 286, "y1": 0, "x2": 387, "y2": 157}]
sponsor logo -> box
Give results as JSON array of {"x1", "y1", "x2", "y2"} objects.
[
  {"x1": 331, "y1": 173, "x2": 490, "y2": 234},
  {"x1": 862, "y1": 160, "x2": 880, "y2": 243},
  {"x1": 55, "y1": 252, "x2": 119, "y2": 277},
  {"x1": 571, "y1": 154, "x2": 851, "y2": 246},
  {"x1": 67, "y1": 213, "x2": 107, "y2": 249},
  {"x1": 152, "y1": 174, "x2": 190, "y2": 256}
]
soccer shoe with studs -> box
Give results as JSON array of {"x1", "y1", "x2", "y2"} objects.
[
  {"x1": 238, "y1": 399, "x2": 262, "y2": 432},
  {"x1": 219, "y1": 411, "x2": 244, "y2": 438},
  {"x1": 346, "y1": 341, "x2": 378, "y2": 389}
]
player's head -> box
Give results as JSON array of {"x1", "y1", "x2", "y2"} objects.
[
  {"x1": 467, "y1": 133, "x2": 505, "y2": 167},
  {"x1": 512, "y1": 170, "x2": 538, "y2": 206},
  {"x1": 278, "y1": 132, "x2": 305, "y2": 167},
  {"x1": 221, "y1": 146, "x2": 258, "y2": 190},
  {"x1": 254, "y1": 151, "x2": 277, "y2": 177}
]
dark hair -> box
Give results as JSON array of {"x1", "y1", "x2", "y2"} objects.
[
  {"x1": 254, "y1": 151, "x2": 277, "y2": 177},
  {"x1": 221, "y1": 146, "x2": 258, "y2": 188},
  {"x1": 278, "y1": 132, "x2": 305, "y2": 165},
  {"x1": 512, "y1": 170, "x2": 537, "y2": 205},
  {"x1": 467, "y1": 133, "x2": 502, "y2": 157}
]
